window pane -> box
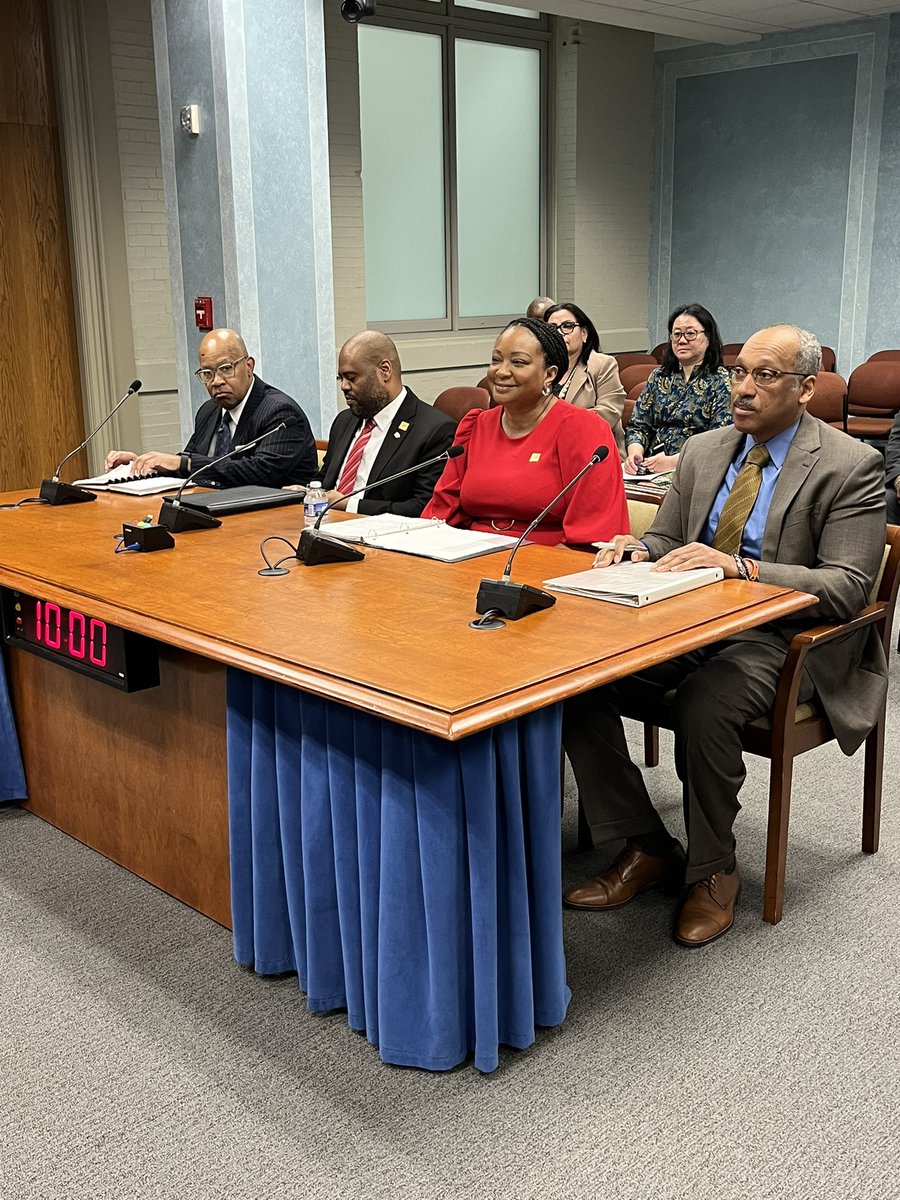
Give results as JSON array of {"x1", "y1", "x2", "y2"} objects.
[
  {"x1": 358, "y1": 27, "x2": 446, "y2": 323},
  {"x1": 456, "y1": 1, "x2": 540, "y2": 18},
  {"x1": 455, "y1": 40, "x2": 540, "y2": 317}
]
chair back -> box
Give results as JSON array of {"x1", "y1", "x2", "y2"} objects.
[
  {"x1": 806, "y1": 373, "x2": 846, "y2": 425},
  {"x1": 844, "y1": 362, "x2": 900, "y2": 438},
  {"x1": 866, "y1": 350, "x2": 900, "y2": 363},
  {"x1": 613, "y1": 353, "x2": 657, "y2": 372},
  {"x1": 650, "y1": 342, "x2": 667, "y2": 364},
  {"x1": 619, "y1": 363, "x2": 656, "y2": 394},
  {"x1": 820, "y1": 346, "x2": 837, "y2": 372},
  {"x1": 433, "y1": 386, "x2": 490, "y2": 424},
  {"x1": 315, "y1": 438, "x2": 328, "y2": 469},
  {"x1": 627, "y1": 500, "x2": 659, "y2": 538}
]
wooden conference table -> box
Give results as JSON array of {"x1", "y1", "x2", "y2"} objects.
[{"x1": 0, "y1": 489, "x2": 815, "y2": 1071}]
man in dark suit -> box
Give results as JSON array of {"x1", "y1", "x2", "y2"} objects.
[
  {"x1": 105, "y1": 328, "x2": 316, "y2": 487},
  {"x1": 884, "y1": 411, "x2": 900, "y2": 524},
  {"x1": 318, "y1": 331, "x2": 455, "y2": 517},
  {"x1": 564, "y1": 325, "x2": 887, "y2": 946}
]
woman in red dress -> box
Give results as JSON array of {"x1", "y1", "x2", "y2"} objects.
[{"x1": 423, "y1": 318, "x2": 628, "y2": 547}]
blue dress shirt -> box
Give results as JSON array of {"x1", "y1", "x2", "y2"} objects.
[{"x1": 702, "y1": 418, "x2": 802, "y2": 559}]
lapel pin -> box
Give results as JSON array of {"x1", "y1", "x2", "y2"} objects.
[
  {"x1": 530, "y1": 453, "x2": 541, "y2": 463},
  {"x1": 398, "y1": 421, "x2": 410, "y2": 431}
]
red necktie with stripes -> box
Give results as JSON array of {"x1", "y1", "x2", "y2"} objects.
[{"x1": 336, "y1": 419, "x2": 376, "y2": 493}]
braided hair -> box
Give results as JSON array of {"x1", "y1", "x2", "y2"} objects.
[{"x1": 504, "y1": 317, "x2": 569, "y2": 393}]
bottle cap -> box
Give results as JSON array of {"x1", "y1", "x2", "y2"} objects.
[{"x1": 309, "y1": 481, "x2": 322, "y2": 488}]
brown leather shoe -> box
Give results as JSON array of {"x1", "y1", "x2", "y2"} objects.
[
  {"x1": 674, "y1": 864, "x2": 743, "y2": 946},
  {"x1": 564, "y1": 840, "x2": 685, "y2": 910}
]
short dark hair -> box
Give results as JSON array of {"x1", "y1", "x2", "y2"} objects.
[
  {"x1": 660, "y1": 303, "x2": 724, "y2": 376},
  {"x1": 543, "y1": 303, "x2": 600, "y2": 365},
  {"x1": 503, "y1": 318, "x2": 569, "y2": 392}
]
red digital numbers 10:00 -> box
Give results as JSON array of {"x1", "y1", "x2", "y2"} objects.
[{"x1": 34, "y1": 601, "x2": 107, "y2": 667}]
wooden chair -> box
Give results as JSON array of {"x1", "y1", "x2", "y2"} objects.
[
  {"x1": 844, "y1": 362, "x2": 900, "y2": 440},
  {"x1": 637, "y1": 525, "x2": 900, "y2": 924},
  {"x1": 650, "y1": 343, "x2": 667, "y2": 364},
  {"x1": 315, "y1": 438, "x2": 328, "y2": 470},
  {"x1": 806, "y1": 372, "x2": 847, "y2": 430},
  {"x1": 820, "y1": 346, "x2": 837, "y2": 372},
  {"x1": 866, "y1": 350, "x2": 900, "y2": 363},
  {"x1": 433, "y1": 386, "x2": 489, "y2": 424},
  {"x1": 619, "y1": 363, "x2": 657, "y2": 395}
]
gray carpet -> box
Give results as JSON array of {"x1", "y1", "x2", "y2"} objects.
[{"x1": 1, "y1": 668, "x2": 899, "y2": 1200}]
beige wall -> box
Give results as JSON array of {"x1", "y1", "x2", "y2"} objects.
[
  {"x1": 106, "y1": 0, "x2": 179, "y2": 452},
  {"x1": 556, "y1": 20, "x2": 653, "y2": 351},
  {"x1": 324, "y1": 12, "x2": 655, "y2": 412}
]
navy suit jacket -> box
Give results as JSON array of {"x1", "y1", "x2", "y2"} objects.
[
  {"x1": 320, "y1": 390, "x2": 456, "y2": 517},
  {"x1": 182, "y1": 375, "x2": 316, "y2": 487}
]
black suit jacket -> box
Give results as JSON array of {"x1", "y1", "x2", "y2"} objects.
[
  {"x1": 182, "y1": 375, "x2": 317, "y2": 487},
  {"x1": 319, "y1": 390, "x2": 456, "y2": 517}
]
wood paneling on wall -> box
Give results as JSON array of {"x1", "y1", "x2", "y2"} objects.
[{"x1": 0, "y1": 0, "x2": 85, "y2": 490}]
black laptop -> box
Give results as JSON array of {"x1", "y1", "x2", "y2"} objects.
[{"x1": 180, "y1": 486, "x2": 305, "y2": 517}]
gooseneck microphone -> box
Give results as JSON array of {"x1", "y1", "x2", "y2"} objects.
[
  {"x1": 39, "y1": 379, "x2": 143, "y2": 506},
  {"x1": 474, "y1": 444, "x2": 610, "y2": 625},
  {"x1": 296, "y1": 443, "x2": 464, "y2": 566},
  {"x1": 157, "y1": 417, "x2": 298, "y2": 532}
]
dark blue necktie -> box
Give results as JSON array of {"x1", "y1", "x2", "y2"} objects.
[{"x1": 214, "y1": 413, "x2": 232, "y2": 458}]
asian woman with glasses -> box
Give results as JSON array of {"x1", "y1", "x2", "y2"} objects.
[{"x1": 625, "y1": 303, "x2": 732, "y2": 477}]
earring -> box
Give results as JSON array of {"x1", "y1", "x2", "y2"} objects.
[{"x1": 542, "y1": 385, "x2": 552, "y2": 396}]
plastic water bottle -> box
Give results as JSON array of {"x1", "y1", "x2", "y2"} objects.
[{"x1": 303, "y1": 481, "x2": 328, "y2": 527}]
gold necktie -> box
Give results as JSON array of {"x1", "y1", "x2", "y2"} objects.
[{"x1": 712, "y1": 444, "x2": 771, "y2": 556}]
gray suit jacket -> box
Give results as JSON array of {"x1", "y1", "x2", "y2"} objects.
[{"x1": 644, "y1": 412, "x2": 888, "y2": 754}]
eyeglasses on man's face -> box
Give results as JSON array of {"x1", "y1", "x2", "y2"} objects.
[
  {"x1": 550, "y1": 321, "x2": 581, "y2": 336},
  {"x1": 728, "y1": 365, "x2": 811, "y2": 387},
  {"x1": 195, "y1": 356, "x2": 249, "y2": 385},
  {"x1": 670, "y1": 328, "x2": 704, "y2": 343}
]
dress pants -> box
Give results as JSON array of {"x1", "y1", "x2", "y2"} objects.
[{"x1": 562, "y1": 638, "x2": 813, "y2": 885}]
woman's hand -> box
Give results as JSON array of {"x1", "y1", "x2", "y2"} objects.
[
  {"x1": 642, "y1": 451, "x2": 679, "y2": 473},
  {"x1": 624, "y1": 446, "x2": 644, "y2": 475}
]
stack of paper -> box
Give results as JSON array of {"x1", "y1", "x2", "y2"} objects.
[{"x1": 74, "y1": 467, "x2": 185, "y2": 495}]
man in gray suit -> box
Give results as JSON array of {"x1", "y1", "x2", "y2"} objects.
[{"x1": 564, "y1": 325, "x2": 887, "y2": 946}]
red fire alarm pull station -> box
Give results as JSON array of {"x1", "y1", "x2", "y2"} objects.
[{"x1": 195, "y1": 296, "x2": 213, "y2": 330}]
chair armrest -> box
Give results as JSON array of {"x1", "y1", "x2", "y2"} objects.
[{"x1": 767, "y1": 603, "x2": 887, "y2": 747}]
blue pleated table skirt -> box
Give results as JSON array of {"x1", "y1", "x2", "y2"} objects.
[
  {"x1": 226, "y1": 668, "x2": 570, "y2": 1072},
  {"x1": 0, "y1": 655, "x2": 27, "y2": 803}
]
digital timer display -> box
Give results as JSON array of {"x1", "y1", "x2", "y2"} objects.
[{"x1": 1, "y1": 588, "x2": 159, "y2": 692}]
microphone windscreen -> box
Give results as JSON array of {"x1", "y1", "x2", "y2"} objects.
[
  {"x1": 280, "y1": 416, "x2": 300, "y2": 429},
  {"x1": 592, "y1": 445, "x2": 610, "y2": 463},
  {"x1": 447, "y1": 444, "x2": 464, "y2": 459},
  {"x1": 129, "y1": 380, "x2": 143, "y2": 394}
]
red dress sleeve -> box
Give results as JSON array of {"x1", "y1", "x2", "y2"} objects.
[
  {"x1": 420, "y1": 409, "x2": 479, "y2": 527},
  {"x1": 557, "y1": 407, "x2": 630, "y2": 545}
]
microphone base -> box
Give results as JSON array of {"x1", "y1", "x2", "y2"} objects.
[
  {"x1": 298, "y1": 528, "x2": 365, "y2": 566},
  {"x1": 475, "y1": 579, "x2": 556, "y2": 621},
  {"x1": 158, "y1": 499, "x2": 222, "y2": 532},
  {"x1": 39, "y1": 479, "x2": 97, "y2": 506}
]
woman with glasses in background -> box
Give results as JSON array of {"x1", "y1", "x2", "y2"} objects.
[
  {"x1": 625, "y1": 304, "x2": 731, "y2": 476},
  {"x1": 544, "y1": 303, "x2": 626, "y2": 460}
]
